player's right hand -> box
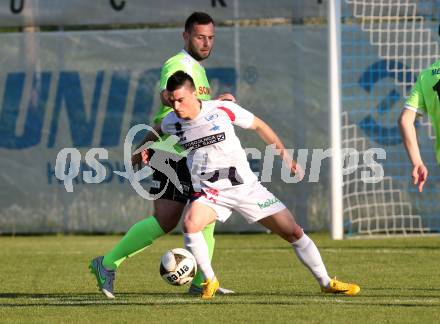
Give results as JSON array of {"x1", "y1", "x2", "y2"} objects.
[
  {"x1": 141, "y1": 149, "x2": 150, "y2": 165},
  {"x1": 131, "y1": 149, "x2": 151, "y2": 169},
  {"x1": 216, "y1": 93, "x2": 236, "y2": 102},
  {"x1": 412, "y1": 163, "x2": 428, "y2": 192},
  {"x1": 131, "y1": 152, "x2": 142, "y2": 170}
]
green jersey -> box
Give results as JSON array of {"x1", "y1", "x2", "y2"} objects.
[
  {"x1": 405, "y1": 59, "x2": 440, "y2": 163},
  {"x1": 153, "y1": 50, "x2": 211, "y2": 124}
]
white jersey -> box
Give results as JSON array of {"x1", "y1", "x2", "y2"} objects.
[{"x1": 161, "y1": 100, "x2": 258, "y2": 191}]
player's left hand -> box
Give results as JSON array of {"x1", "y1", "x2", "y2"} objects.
[
  {"x1": 412, "y1": 163, "x2": 428, "y2": 192},
  {"x1": 291, "y1": 161, "x2": 305, "y2": 182},
  {"x1": 216, "y1": 93, "x2": 236, "y2": 102}
]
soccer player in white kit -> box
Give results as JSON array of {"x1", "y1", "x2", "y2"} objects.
[{"x1": 142, "y1": 71, "x2": 360, "y2": 299}]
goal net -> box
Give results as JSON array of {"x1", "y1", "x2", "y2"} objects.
[{"x1": 340, "y1": 0, "x2": 440, "y2": 236}]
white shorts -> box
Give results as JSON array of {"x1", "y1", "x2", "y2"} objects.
[{"x1": 191, "y1": 181, "x2": 286, "y2": 223}]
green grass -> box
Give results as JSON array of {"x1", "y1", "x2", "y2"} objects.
[{"x1": 1, "y1": 234, "x2": 439, "y2": 323}]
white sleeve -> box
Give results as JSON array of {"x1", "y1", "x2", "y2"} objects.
[
  {"x1": 403, "y1": 105, "x2": 423, "y2": 115},
  {"x1": 160, "y1": 122, "x2": 166, "y2": 134},
  {"x1": 217, "y1": 101, "x2": 255, "y2": 129},
  {"x1": 160, "y1": 114, "x2": 174, "y2": 134}
]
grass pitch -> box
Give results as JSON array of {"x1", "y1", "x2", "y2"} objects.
[{"x1": 0, "y1": 233, "x2": 439, "y2": 323}]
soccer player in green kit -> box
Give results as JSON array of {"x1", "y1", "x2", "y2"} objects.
[
  {"x1": 89, "y1": 12, "x2": 235, "y2": 298},
  {"x1": 399, "y1": 56, "x2": 440, "y2": 193}
]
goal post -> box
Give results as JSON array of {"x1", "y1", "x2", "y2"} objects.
[{"x1": 329, "y1": 0, "x2": 344, "y2": 240}]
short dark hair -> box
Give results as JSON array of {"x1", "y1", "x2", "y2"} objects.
[
  {"x1": 166, "y1": 70, "x2": 196, "y2": 92},
  {"x1": 184, "y1": 12, "x2": 215, "y2": 32}
]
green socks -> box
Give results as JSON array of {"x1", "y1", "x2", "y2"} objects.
[
  {"x1": 191, "y1": 222, "x2": 216, "y2": 288},
  {"x1": 102, "y1": 216, "x2": 165, "y2": 270}
]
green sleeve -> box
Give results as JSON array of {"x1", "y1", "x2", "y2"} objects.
[{"x1": 405, "y1": 74, "x2": 427, "y2": 113}]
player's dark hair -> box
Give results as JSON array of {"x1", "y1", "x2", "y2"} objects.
[
  {"x1": 184, "y1": 12, "x2": 215, "y2": 32},
  {"x1": 166, "y1": 70, "x2": 196, "y2": 92}
]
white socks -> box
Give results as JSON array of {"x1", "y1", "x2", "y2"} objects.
[
  {"x1": 184, "y1": 232, "x2": 215, "y2": 281},
  {"x1": 291, "y1": 234, "x2": 331, "y2": 287}
]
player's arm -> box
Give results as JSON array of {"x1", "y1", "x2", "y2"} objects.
[
  {"x1": 248, "y1": 117, "x2": 304, "y2": 179},
  {"x1": 398, "y1": 108, "x2": 428, "y2": 192},
  {"x1": 216, "y1": 93, "x2": 236, "y2": 102},
  {"x1": 131, "y1": 123, "x2": 163, "y2": 168}
]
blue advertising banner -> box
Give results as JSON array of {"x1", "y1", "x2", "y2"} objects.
[{"x1": 0, "y1": 26, "x2": 332, "y2": 233}]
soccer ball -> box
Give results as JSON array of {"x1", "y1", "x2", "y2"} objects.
[{"x1": 159, "y1": 248, "x2": 197, "y2": 286}]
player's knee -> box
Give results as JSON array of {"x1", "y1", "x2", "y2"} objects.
[
  {"x1": 182, "y1": 216, "x2": 202, "y2": 233},
  {"x1": 292, "y1": 223, "x2": 304, "y2": 240},
  {"x1": 182, "y1": 217, "x2": 194, "y2": 233},
  {"x1": 155, "y1": 211, "x2": 181, "y2": 233},
  {"x1": 154, "y1": 200, "x2": 186, "y2": 233},
  {"x1": 282, "y1": 224, "x2": 304, "y2": 243}
]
